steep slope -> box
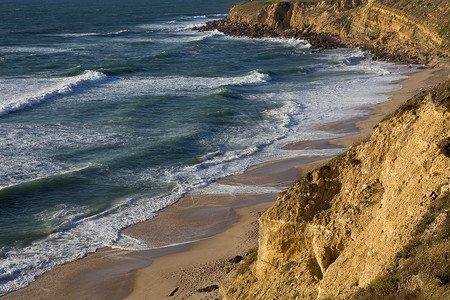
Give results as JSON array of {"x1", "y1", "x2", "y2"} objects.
[
  {"x1": 199, "y1": 0, "x2": 450, "y2": 63},
  {"x1": 221, "y1": 80, "x2": 450, "y2": 299}
]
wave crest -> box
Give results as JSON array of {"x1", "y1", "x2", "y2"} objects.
[{"x1": 0, "y1": 71, "x2": 107, "y2": 117}]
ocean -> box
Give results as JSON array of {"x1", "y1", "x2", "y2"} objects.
[{"x1": 0, "y1": 0, "x2": 410, "y2": 295}]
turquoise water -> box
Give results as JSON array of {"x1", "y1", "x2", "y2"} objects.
[{"x1": 0, "y1": 0, "x2": 409, "y2": 294}]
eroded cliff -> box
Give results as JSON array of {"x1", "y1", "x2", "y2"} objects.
[
  {"x1": 199, "y1": 0, "x2": 450, "y2": 63},
  {"x1": 221, "y1": 80, "x2": 450, "y2": 299}
]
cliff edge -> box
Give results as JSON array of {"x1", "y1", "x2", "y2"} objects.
[
  {"x1": 198, "y1": 0, "x2": 450, "y2": 64},
  {"x1": 221, "y1": 79, "x2": 450, "y2": 299},
  {"x1": 203, "y1": 1, "x2": 450, "y2": 298}
]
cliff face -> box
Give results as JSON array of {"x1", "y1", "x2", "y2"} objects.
[
  {"x1": 204, "y1": 1, "x2": 450, "y2": 298},
  {"x1": 200, "y1": 0, "x2": 450, "y2": 63},
  {"x1": 221, "y1": 81, "x2": 450, "y2": 299}
]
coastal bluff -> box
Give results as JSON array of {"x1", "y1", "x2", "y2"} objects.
[
  {"x1": 221, "y1": 79, "x2": 450, "y2": 299},
  {"x1": 198, "y1": 0, "x2": 450, "y2": 64},
  {"x1": 200, "y1": 1, "x2": 450, "y2": 299}
]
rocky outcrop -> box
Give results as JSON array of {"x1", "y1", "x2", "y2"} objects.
[
  {"x1": 221, "y1": 80, "x2": 450, "y2": 299},
  {"x1": 197, "y1": 0, "x2": 450, "y2": 64},
  {"x1": 199, "y1": 1, "x2": 450, "y2": 298}
]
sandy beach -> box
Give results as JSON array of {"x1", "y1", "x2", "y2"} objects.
[{"x1": 4, "y1": 60, "x2": 448, "y2": 300}]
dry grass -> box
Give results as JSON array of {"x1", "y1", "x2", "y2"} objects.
[{"x1": 351, "y1": 191, "x2": 450, "y2": 299}]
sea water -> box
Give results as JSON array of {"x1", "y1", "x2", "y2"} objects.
[{"x1": 0, "y1": 0, "x2": 410, "y2": 295}]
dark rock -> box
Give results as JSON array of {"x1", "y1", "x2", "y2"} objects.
[
  {"x1": 437, "y1": 137, "x2": 450, "y2": 158},
  {"x1": 197, "y1": 284, "x2": 219, "y2": 293},
  {"x1": 194, "y1": 18, "x2": 345, "y2": 50},
  {"x1": 228, "y1": 255, "x2": 244, "y2": 264},
  {"x1": 169, "y1": 287, "x2": 179, "y2": 297}
]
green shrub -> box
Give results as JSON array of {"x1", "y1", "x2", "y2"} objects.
[
  {"x1": 285, "y1": 278, "x2": 294, "y2": 285},
  {"x1": 283, "y1": 260, "x2": 296, "y2": 272}
]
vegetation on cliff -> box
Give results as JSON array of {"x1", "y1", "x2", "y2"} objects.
[
  {"x1": 198, "y1": 0, "x2": 450, "y2": 64},
  {"x1": 352, "y1": 189, "x2": 449, "y2": 299},
  {"x1": 200, "y1": 1, "x2": 450, "y2": 298},
  {"x1": 221, "y1": 79, "x2": 449, "y2": 299}
]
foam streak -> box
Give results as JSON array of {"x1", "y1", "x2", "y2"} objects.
[{"x1": 0, "y1": 71, "x2": 107, "y2": 117}]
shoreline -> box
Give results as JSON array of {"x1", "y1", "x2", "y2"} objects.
[
  {"x1": 124, "y1": 61, "x2": 450, "y2": 300},
  {"x1": 4, "y1": 61, "x2": 448, "y2": 299}
]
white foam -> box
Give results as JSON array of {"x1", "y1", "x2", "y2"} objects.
[
  {"x1": 0, "y1": 70, "x2": 107, "y2": 117},
  {"x1": 0, "y1": 45, "x2": 412, "y2": 297},
  {"x1": 42, "y1": 32, "x2": 100, "y2": 37},
  {"x1": 255, "y1": 75, "x2": 404, "y2": 130},
  {"x1": 34, "y1": 204, "x2": 90, "y2": 232},
  {"x1": 0, "y1": 125, "x2": 126, "y2": 192},
  {"x1": 222, "y1": 35, "x2": 312, "y2": 49},
  {"x1": 260, "y1": 37, "x2": 311, "y2": 48},
  {"x1": 148, "y1": 30, "x2": 224, "y2": 44},
  {"x1": 109, "y1": 29, "x2": 129, "y2": 35},
  {"x1": 195, "y1": 183, "x2": 284, "y2": 194},
  {"x1": 210, "y1": 14, "x2": 227, "y2": 18},
  {"x1": 42, "y1": 29, "x2": 131, "y2": 38},
  {"x1": 107, "y1": 70, "x2": 271, "y2": 96},
  {"x1": 263, "y1": 100, "x2": 303, "y2": 128},
  {"x1": 0, "y1": 46, "x2": 70, "y2": 55},
  {"x1": 111, "y1": 15, "x2": 226, "y2": 44},
  {"x1": 137, "y1": 14, "x2": 221, "y2": 32},
  {"x1": 111, "y1": 234, "x2": 149, "y2": 251},
  {"x1": 313, "y1": 48, "x2": 410, "y2": 77},
  {"x1": 0, "y1": 192, "x2": 170, "y2": 296}
]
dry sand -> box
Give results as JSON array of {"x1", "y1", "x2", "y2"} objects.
[
  {"x1": 4, "y1": 61, "x2": 449, "y2": 300},
  {"x1": 126, "y1": 61, "x2": 450, "y2": 300}
]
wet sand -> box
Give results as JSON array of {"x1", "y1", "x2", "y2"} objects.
[{"x1": 4, "y1": 61, "x2": 449, "y2": 300}]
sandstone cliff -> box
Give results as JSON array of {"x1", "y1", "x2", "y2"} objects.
[
  {"x1": 205, "y1": 1, "x2": 450, "y2": 298},
  {"x1": 199, "y1": 0, "x2": 450, "y2": 64},
  {"x1": 221, "y1": 79, "x2": 450, "y2": 299}
]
